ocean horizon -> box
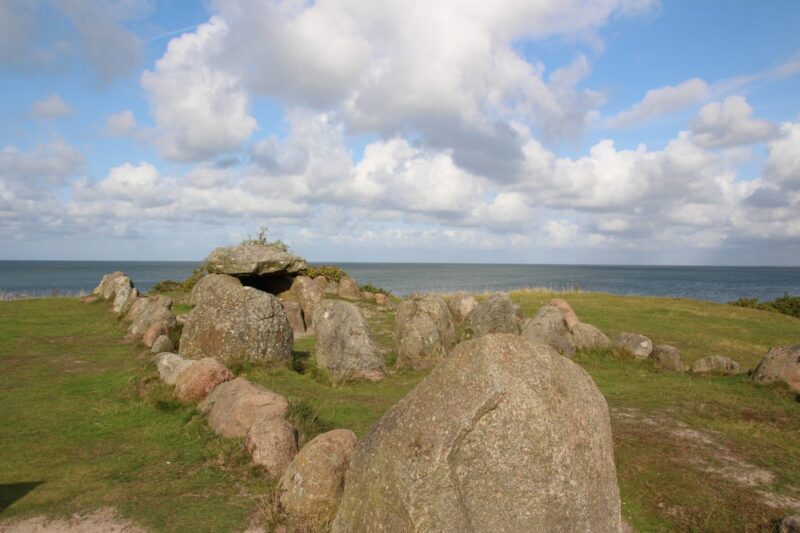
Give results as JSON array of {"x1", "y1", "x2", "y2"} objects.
[{"x1": 1, "y1": 260, "x2": 798, "y2": 304}]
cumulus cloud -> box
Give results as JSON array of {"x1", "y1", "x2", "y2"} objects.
[
  {"x1": 690, "y1": 96, "x2": 775, "y2": 148},
  {"x1": 141, "y1": 17, "x2": 258, "y2": 161},
  {"x1": 764, "y1": 121, "x2": 800, "y2": 190},
  {"x1": 606, "y1": 78, "x2": 709, "y2": 128},
  {"x1": 29, "y1": 94, "x2": 74, "y2": 119},
  {"x1": 0, "y1": 140, "x2": 84, "y2": 185},
  {"x1": 105, "y1": 110, "x2": 138, "y2": 137}
]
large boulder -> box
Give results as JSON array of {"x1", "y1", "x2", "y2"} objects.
[
  {"x1": 312, "y1": 301, "x2": 386, "y2": 385},
  {"x1": 112, "y1": 284, "x2": 138, "y2": 316},
  {"x1": 279, "y1": 429, "x2": 358, "y2": 527},
  {"x1": 153, "y1": 352, "x2": 194, "y2": 385},
  {"x1": 197, "y1": 377, "x2": 289, "y2": 438},
  {"x1": 690, "y1": 355, "x2": 743, "y2": 374},
  {"x1": 245, "y1": 416, "x2": 298, "y2": 478},
  {"x1": 189, "y1": 273, "x2": 242, "y2": 306},
  {"x1": 312, "y1": 276, "x2": 328, "y2": 292},
  {"x1": 151, "y1": 335, "x2": 174, "y2": 354},
  {"x1": 571, "y1": 322, "x2": 611, "y2": 350},
  {"x1": 521, "y1": 304, "x2": 575, "y2": 356},
  {"x1": 751, "y1": 346, "x2": 800, "y2": 391},
  {"x1": 281, "y1": 300, "x2": 306, "y2": 335},
  {"x1": 289, "y1": 275, "x2": 325, "y2": 328},
  {"x1": 143, "y1": 321, "x2": 172, "y2": 348},
  {"x1": 549, "y1": 298, "x2": 580, "y2": 331},
  {"x1": 332, "y1": 334, "x2": 621, "y2": 532},
  {"x1": 126, "y1": 296, "x2": 176, "y2": 339},
  {"x1": 615, "y1": 332, "x2": 654, "y2": 359},
  {"x1": 447, "y1": 293, "x2": 478, "y2": 324},
  {"x1": 460, "y1": 293, "x2": 522, "y2": 340},
  {"x1": 394, "y1": 297, "x2": 456, "y2": 370},
  {"x1": 337, "y1": 277, "x2": 361, "y2": 300},
  {"x1": 205, "y1": 244, "x2": 307, "y2": 277},
  {"x1": 93, "y1": 271, "x2": 125, "y2": 298},
  {"x1": 651, "y1": 345, "x2": 685, "y2": 372},
  {"x1": 174, "y1": 357, "x2": 234, "y2": 402},
  {"x1": 179, "y1": 286, "x2": 293, "y2": 366}
]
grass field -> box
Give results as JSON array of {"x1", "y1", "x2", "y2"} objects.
[{"x1": 1, "y1": 291, "x2": 799, "y2": 531}]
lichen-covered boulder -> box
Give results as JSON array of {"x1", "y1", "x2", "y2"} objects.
[
  {"x1": 151, "y1": 334, "x2": 174, "y2": 354},
  {"x1": 332, "y1": 334, "x2": 621, "y2": 532},
  {"x1": 447, "y1": 293, "x2": 478, "y2": 324},
  {"x1": 751, "y1": 346, "x2": 800, "y2": 391},
  {"x1": 126, "y1": 296, "x2": 176, "y2": 339},
  {"x1": 197, "y1": 377, "x2": 289, "y2": 438},
  {"x1": 571, "y1": 322, "x2": 611, "y2": 350},
  {"x1": 521, "y1": 304, "x2": 575, "y2": 356},
  {"x1": 651, "y1": 345, "x2": 685, "y2": 372},
  {"x1": 312, "y1": 301, "x2": 386, "y2": 385},
  {"x1": 289, "y1": 275, "x2": 325, "y2": 328},
  {"x1": 174, "y1": 357, "x2": 234, "y2": 402},
  {"x1": 93, "y1": 271, "x2": 125, "y2": 298},
  {"x1": 205, "y1": 244, "x2": 307, "y2": 276},
  {"x1": 394, "y1": 297, "x2": 456, "y2": 370},
  {"x1": 189, "y1": 273, "x2": 242, "y2": 306},
  {"x1": 337, "y1": 277, "x2": 361, "y2": 300},
  {"x1": 460, "y1": 293, "x2": 522, "y2": 340},
  {"x1": 179, "y1": 286, "x2": 292, "y2": 365},
  {"x1": 690, "y1": 355, "x2": 743, "y2": 374},
  {"x1": 112, "y1": 284, "x2": 138, "y2": 316},
  {"x1": 615, "y1": 332, "x2": 654, "y2": 359},
  {"x1": 153, "y1": 352, "x2": 195, "y2": 385},
  {"x1": 245, "y1": 416, "x2": 298, "y2": 478},
  {"x1": 279, "y1": 429, "x2": 358, "y2": 527}
]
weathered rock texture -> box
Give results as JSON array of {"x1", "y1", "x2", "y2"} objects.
[
  {"x1": 245, "y1": 417, "x2": 298, "y2": 478},
  {"x1": 375, "y1": 293, "x2": 388, "y2": 306},
  {"x1": 549, "y1": 298, "x2": 580, "y2": 331},
  {"x1": 126, "y1": 296, "x2": 176, "y2": 339},
  {"x1": 690, "y1": 355, "x2": 743, "y2": 374},
  {"x1": 779, "y1": 515, "x2": 800, "y2": 533},
  {"x1": 332, "y1": 334, "x2": 621, "y2": 532},
  {"x1": 205, "y1": 244, "x2": 307, "y2": 277},
  {"x1": 179, "y1": 286, "x2": 292, "y2": 365},
  {"x1": 151, "y1": 335, "x2": 174, "y2": 354},
  {"x1": 337, "y1": 277, "x2": 362, "y2": 300},
  {"x1": 394, "y1": 297, "x2": 456, "y2": 370},
  {"x1": 447, "y1": 294, "x2": 478, "y2": 324},
  {"x1": 174, "y1": 357, "x2": 234, "y2": 402},
  {"x1": 288, "y1": 275, "x2": 325, "y2": 328},
  {"x1": 197, "y1": 377, "x2": 289, "y2": 438},
  {"x1": 571, "y1": 322, "x2": 611, "y2": 350},
  {"x1": 93, "y1": 271, "x2": 126, "y2": 298},
  {"x1": 751, "y1": 346, "x2": 800, "y2": 391},
  {"x1": 651, "y1": 345, "x2": 685, "y2": 372},
  {"x1": 189, "y1": 273, "x2": 242, "y2": 306},
  {"x1": 461, "y1": 293, "x2": 522, "y2": 340},
  {"x1": 281, "y1": 300, "x2": 306, "y2": 335},
  {"x1": 312, "y1": 301, "x2": 386, "y2": 385},
  {"x1": 112, "y1": 284, "x2": 138, "y2": 316},
  {"x1": 522, "y1": 304, "x2": 576, "y2": 356},
  {"x1": 153, "y1": 352, "x2": 194, "y2": 385},
  {"x1": 615, "y1": 332, "x2": 654, "y2": 359},
  {"x1": 279, "y1": 429, "x2": 358, "y2": 526}
]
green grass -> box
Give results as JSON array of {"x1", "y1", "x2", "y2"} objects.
[{"x1": 1, "y1": 291, "x2": 799, "y2": 532}]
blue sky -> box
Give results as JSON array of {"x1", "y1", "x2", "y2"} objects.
[{"x1": 1, "y1": 0, "x2": 799, "y2": 264}]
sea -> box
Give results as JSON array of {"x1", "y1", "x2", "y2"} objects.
[{"x1": 1, "y1": 261, "x2": 799, "y2": 303}]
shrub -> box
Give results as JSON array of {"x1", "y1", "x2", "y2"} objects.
[
  {"x1": 240, "y1": 226, "x2": 289, "y2": 252},
  {"x1": 306, "y1": 264, "x2": 349, "y2": 283},
  {"x1": 729, "y1": 293, "x2": 800, "y2": 319},
  {"x1": 286, "y1": 397, "x2": 333, "y2": 447},
  {"x1": 180, "y1": 264, "x2": 208, "y2": 292},
  {"x1": 149, "y1": 280, "x2": 183, "y2": 294},
  {"x1": 359, "y1": 283, "x2": 391, "y2": 296}
]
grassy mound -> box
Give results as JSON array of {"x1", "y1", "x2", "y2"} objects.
[{"x1": 1, "y1": 291, "x2": 799, "y2": 531}]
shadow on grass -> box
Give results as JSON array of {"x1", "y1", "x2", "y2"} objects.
[{"x1": 0, "y1": 481, "x2": 43, "y2": 513}]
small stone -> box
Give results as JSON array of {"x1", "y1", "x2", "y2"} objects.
[
  {"x1": 615, "y1": 332, "x2": 654, "y2": 359},
  {"x1": 151, "y1": 335, "x2": 174, "y2": 354},
  {"x1": 651, "y1": 345, "x2": 685, "y2": 372},
  {"x1": 153, "y1": 352, "x2": 194, "y2": 385},
  {"x1": 245, "y1": 417, "x2": 298, "y2": 478},
  {"x1": 337, "y1": 277, "x2": 361, "y2": 300},
  {"x1": 174, "y1": 358, "x2": 234, "y2": 402},
  {"x1": 690, "y1": 355, "x2": 743, "y2": 374}
]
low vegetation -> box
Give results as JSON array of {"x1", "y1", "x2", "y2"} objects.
[
  {"x1": 358, "y1": 283, "x2": 391, "y2": 296},
  {"x1": 729, "y1": 293, "x2": 800, "y2": 319},
  {"x1": 305, "y1": 264, "x2": 349, "y2": 283},
  {"x1": 1, "y1": 290, "x2": 798, "y2": 531},
  {"x1": 239, "y1": 226, "x2": 289, "y2": 252}
]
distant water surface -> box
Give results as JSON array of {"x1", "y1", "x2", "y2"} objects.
[{"x1": 0, "y1": 261, "x2": 798, "y2": 303}]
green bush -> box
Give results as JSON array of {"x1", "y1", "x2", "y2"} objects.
[
  {"x1": 240, "y1": 226, "x2": 289, "y2": 251},
  {"x1": 306, "y1": 264, "x2": 349, "y2": 283},
  {"x1": 149, "y1": 280, "x2": 183, "y2": 294},
  {"x1": 729, "y1": 293, "x2": 800, "y2": 319},
  {"x1": 359, "y1": 283, "x2": 391, "y2": 296}
]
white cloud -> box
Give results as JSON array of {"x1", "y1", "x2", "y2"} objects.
[
  {"x1": 690, "y1": 96, "x2": 775, "y2": 148},
  {"x1": 0, "y1": 140, "x2": 84, "y2": 185},
  {"x1": 105, "y1": 110, "x2": 138, "y2": 137},
  {"x1": 606, "y1": 78, "x2": 709, "y2": 128},
  {"x1": 141, "y1": 17, "x2": 258, "y2": 161},
  {"x1": 29, "y1": 94, "x2": 74, "y2": 119},
  {"x1": 764, "y1": 121, "x2": 800, "y2": 190}
]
